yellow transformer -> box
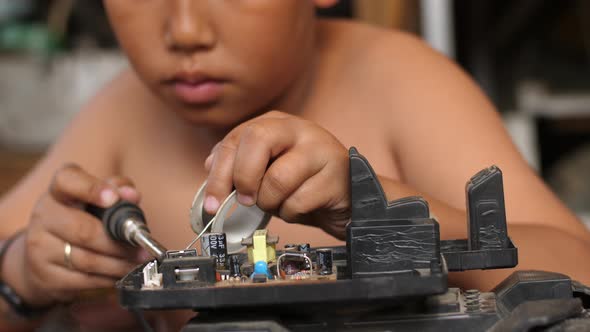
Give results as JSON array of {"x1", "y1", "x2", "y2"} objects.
[{"x1": 241, "y1": 229, "x2": 278, "y2": 264}]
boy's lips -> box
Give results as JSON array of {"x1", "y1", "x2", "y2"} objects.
[
  {"x1": 166, "y1": 72, "x2": 226, "y2": 105},
  {"x1": 171, "y1": 79, "x2": 225, "y2": 105}
]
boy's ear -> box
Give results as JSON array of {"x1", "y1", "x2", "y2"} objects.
[{"x1": 314, "y1": 0, "x2": 338, "y2": 8}]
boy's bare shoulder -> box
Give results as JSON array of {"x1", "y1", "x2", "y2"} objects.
[
  {"x1": 315, "y1": 20, "x2": 494, "y2": 145},
  {"x1": 320, "y1": 20, "x2": 428, "y2": 54},
  {"x1": 319, "y1": 19, "x2": 479, "y2": 101},
  {"x1": 319, "y1": 20, "x2": 442, "y2": 76}
]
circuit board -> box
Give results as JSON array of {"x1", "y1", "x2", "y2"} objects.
[
  {"x1": 117, "y1": 245, "x2": 448, "y2": 310},
  {"x1": 116, "y1": 148, "x2": 516, "y2": 312}
]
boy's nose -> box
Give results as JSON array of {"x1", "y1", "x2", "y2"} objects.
[{"x1": 165, "y1": 0, "x2": 216, "y2": 53}]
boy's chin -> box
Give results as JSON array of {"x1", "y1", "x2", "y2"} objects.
[{"x1": 172, "y1": 102, "x2": 256, "y2": 129}]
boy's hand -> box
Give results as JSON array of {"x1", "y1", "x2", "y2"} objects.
[
  {"x1": 204, "y1": 111, "x2": 350, "y2": 239},
  {"x1": 3, "y1": 164, "x2": 147, "y2": 308}
]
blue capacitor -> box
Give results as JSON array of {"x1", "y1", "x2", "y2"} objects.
[{"x1": 252, "y1": 260, "x2": 273, "y2": 279}]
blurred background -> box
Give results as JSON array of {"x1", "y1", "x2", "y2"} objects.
[{"x1": 1, "y1": 0, "x2": 590, "y2": 227}]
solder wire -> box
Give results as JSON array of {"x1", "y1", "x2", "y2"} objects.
[
  {"x1": 184, "y1": 190, "x2": 237, "y2": 251},
  {"x1": 184, "y1": 190, "x2": 235, "y2": 250},
  {"x1": 185, "y1": 216, "x2": 216, "y2": 250}
]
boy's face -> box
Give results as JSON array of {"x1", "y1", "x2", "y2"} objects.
[{"x1": 104, "y1": 1, "x2": 332, "y2": 127}]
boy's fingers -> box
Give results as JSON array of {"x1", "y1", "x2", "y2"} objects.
[
  {"x1": 50, "y1": 164, "x2": 119, "y2": 208},
  {"x1": 233, "y1": 121, "x2": 296, "y2": 206},
  {"x1": 205, "y1": 141, "x2": 238, "y2": 214},
  {"x1": 105, "y1": 176, "x2": 141, "y2": 203},
  {"x1": 46, "y1": 264, "x2": 117, "y2": 293},
  {"x1": 204, "y1": 111, "x2": 293, "y2": 213},
  {"x1": 277, "y1": 167, "x2": 337, "y2": 224},
  {"x1": 205, "y1": 142, "x2": 220, "y2": 170},
  {"x1": 45, "y1": 234, "x2": 136, "y2": 278},
  {"x1": 256, "y1": 147, "x2": 324, "y2": 212},
  {"x1": 41, "y1": 208, "x2": 133, "y2": 259},
  {"x1": 204, "y1": 154, "x2": 214, "y2": 171},
  {"x1": 105, "y1": 176, "x2": 135, "y2": 188},
  {"x1": 117, "y1": 186, "x2": 141, "y2": 203},
  {"x1": 259, "y1": 110, "x2": 291, "y2": 120}
]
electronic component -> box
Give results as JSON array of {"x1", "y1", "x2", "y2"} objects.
[
  {"x1": 229, "y1": 254, "x2": 241, "y2": 278},
  {"x1": 276, "y1": 252, "x2": 313, "y2": 280},
  {"x1": 142, "y1": 260, "x2": 162, "y2": 288},
  {"x1": 240, "y1": 262, "x2": 253, "y2": 277},
  {"x1": 201, "y1": 232, "x2": 228, "y2": 269},
  {"x1": 282, "y1": 260, "x2": 300, "y2": 276},
  {"x1": 160, "y1": 256, "x2": 217, "y2": 288},
  {"x1": 166, "y1": 249, "x2": 197, "y2": 259},
  {"x1": 175, "y1": 267, "x2": 200, "y2": 282},
  {"x1": 299, "y1": 243, "x2": 310, "y2": 253},
  {"x1": 242, "y1": 229, "x2": 278, "y2": 264},
  {"x1": 252, "y1": 274, "x2": 267, "y2": 283},
  {"x1": 251, "y1": 261, "x2": 273, "y2": 281},
  {"x1": 216, "y1": 270, "x2": 231, "y2": 281},
  {"x1": 316, "y1": 248, "x2": 333, "y2": 275},
  {"x1": 284, "y1": 244, "x2": 298, "y2": 251}
]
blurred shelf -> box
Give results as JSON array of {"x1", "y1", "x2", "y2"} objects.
[
  {"x1": 353, "y1": 0, "x2": 419, "y2": 32},
  {"x1": 0, "y1": 51, "x2": 126, "y2": 149}
]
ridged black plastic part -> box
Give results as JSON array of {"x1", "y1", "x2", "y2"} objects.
[
  {"x1": 440, "y1": 165, "x2": 518, "y2": 271},
  {"x1": 466, "y1": 166, "x2": 508, "y2": 251},
  {"x1": 350, "y1": 147, "x2": 430, "y2": 221},
  {"x1": 347, "y1": 147, "x2": 442, "y2": 279}
]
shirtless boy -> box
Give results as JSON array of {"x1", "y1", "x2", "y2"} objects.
[{"x1": 0, "y1": 1, "x2": 589, "y2": 330}]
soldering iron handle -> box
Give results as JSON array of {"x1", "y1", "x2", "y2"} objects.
[{"x1": 85, "y1": 200, "x2": 147, "y2": 243}]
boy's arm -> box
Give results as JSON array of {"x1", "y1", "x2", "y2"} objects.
[
  {"x1": 0, "y1": 71, "x2": 138, "y2": 328},
  {"x1": 0, "y1": 68, "x2": 158, "y2": 239},
  {"x1": 383, "y1": 33, "x2": 588, "y2": 240},
  {"x1": 379, "y1": 34, "x2": 590, "y2": 286},
  {"x1": 377, "y1": 175, "x2": 590, "y2": 288}
]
